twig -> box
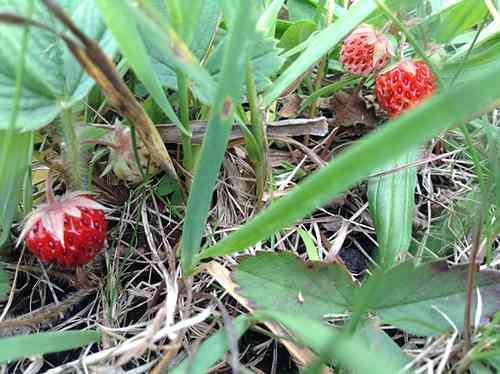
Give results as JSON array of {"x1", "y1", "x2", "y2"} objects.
[{"x1": 156, "y1": 117, "x2": 329, "y2": 144}]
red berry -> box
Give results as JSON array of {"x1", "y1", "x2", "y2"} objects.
[
  {"x1": 375, "y1": 59, "x2": 436, "y2": 117},
  {"x1": 18, "y1": 193, "x2": 107, "y2": 267},
  {"x1": 340, "y1": 24, "x2": 391, "y2": 76}
]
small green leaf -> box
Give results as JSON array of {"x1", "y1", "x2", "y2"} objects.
[
  {"x1": 233, "y1": 252, "x2": 354, "y2": 319},
  {"x1": 368, "y1": 261, "x2": 500, "y2": 336},
  {"x1": 298, "y1": 228, "x2": 320, "y2": 261},
  {"x1": 0, "y1": 330, "x2": 100, "y2": 364},
  {"x1": 170, "y1": 315, "x2": 251, "y2": 374},
  {"x1": 287, "y1": 0, "x2": 316, "y2": 22},
  {"x1": 368, "y1": 149, "x2": 418, "y2": 266}
]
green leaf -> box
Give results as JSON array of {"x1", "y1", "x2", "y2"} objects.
[
  {"x1": 287, "y1": 0, "x2": 316, "y2": 22},
  {"x1": 0, "y1": 131, "x2": 33, "y2": 245},
  {"x1": 256, "y1": 311, "x2": 405, "y2": 374},
  {"x1": 180, "y1": 1, "x2": 258, "y2": 273},
  {"x1": 164, "y1": 0, "x2": 202, "y2": 44},
  {"x1": 0, "y1": 330, "x2": 100, "y2": 364},
  {"x1": 278, "y1": 20, "x2": 317, "y2": 52},
  {"x1": 233, "y1": 252, "x2": 354, "y2": 319},
  {"x1": 426, "y1": 0, "x2": 488, "y2": 43},
  {"x1": 0, "y1": 0, "x2": 116, "y2": 131},
  {"x1": 298, "y1": 228, "x2": 320, "y2": 261},
  {"x1": 95, "y1": 0, "x2": 187, "y2": 135},
  {"x1": 199, "y1": 52, "x2": 500, "y2": 262},
  {"x1": 257, "y1": 0, "x2": 286, "y2": 37},
  {"x1": 263, "y1": 0, "x2": 378, "y2": 106},
  {"x1": 170, "y1": 315, "x2": 251, "y2": 374},
  {"x1": 367, "y1": 149, "x2": 418, "y2": 266},
  {"x1": 368, "y1": 261, "x2": 500, "y2": 336},
  {"x1": 203, "y1": 31, "x2": 284, "y2": 96},
  {"x1": 138, "y1": 0, "x2": 220, "y2": 95},
  {"x1": 0, "y1": 266, "x2": 9, "y2": 301}
]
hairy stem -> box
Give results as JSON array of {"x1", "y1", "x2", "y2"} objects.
[
  {"x1": 61, "y1": 108, "x2": 85, "y2": 190},
  {"x1": 246, "y1": 60, "x2": 267, "y2": 211},
  {"x1": 177, "y1": 69, "x2": 194, "y2": 174}
]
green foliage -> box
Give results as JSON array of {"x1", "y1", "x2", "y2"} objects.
[
  {"x1": 0, "y1": 0, "x2": 116, "y2": 131},
  {"x1": 368, "y1": 261, "x2": 500, "y2": 336},
  {"x1": 233, "y1": 252, "x2": 354, "y2": 318},
  {"x1": 170, "y1": 315, "x2": 251, "y2": 374},
  {"x1": 368, "y1": 149, "x2": 418, "y2": 265},
  {"x1": 0, "y1": 330, "x2": 100, "y2": 364},
  {"x1": 180, "y1": 1, "x2": 259, "y2": 272},
  {"x1": 0, "y1": 266, "x2": 9, "y2": 301}
]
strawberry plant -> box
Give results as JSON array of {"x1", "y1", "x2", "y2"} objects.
[{"x1": 0, "y1": 0, "x2": 499, "y2": 373}]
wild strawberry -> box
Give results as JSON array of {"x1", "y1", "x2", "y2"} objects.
[
  {"x1": 340, "y1": 24, "x2": 391, "y2": 76},
  {"x1": 18, "y1": 189, "x2": 107, "y2": 268},
  {"x1": 375, "y1": 59, "x2": 436, "y2": 117}
]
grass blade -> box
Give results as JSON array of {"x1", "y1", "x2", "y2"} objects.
[
  {"x1": 180, "y1": 1, "x2": 258, "y2": 273},
  {"x1": 95, "y1": 0, "x2": 187, "y2": 135},
  {"x1": 0, "y1": 330, "x2": 100, "y2": 364},
  {"x1": 199, "y1": 60, "x2": 500, "y2": 261}
]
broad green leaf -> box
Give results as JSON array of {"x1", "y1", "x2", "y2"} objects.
[
  {"x1": 263, "y1": 0, "x2": 378, "y2": 106},
  {"x1": 136, "y1": 0, "x2": 219, "y2": 99},
  {"x1": 0, "y1": 267, "x2": 9, "y2": 301},
  {"x1": 233, "y1": 252, "x2": 354, "y2": 318},
  {"x1": 0, "y1": 0, "x2": 116, "y2": 131},
  {"x1": 199, "y1": 54, "x2": 500, "y2": 262},
  {"x1": 180, "y1": 1, "x2": 257, "y2": 272},
  {"x1": 170, "y1": 315, "x2": 251, "y2": 374},
  {"x1": 0, "y1": 330, "x2": 100, "y2": 364},
  {"x1": 95, "y1": 0, "x2": 186, "y2": 134},
  {"x1": 256, "y1": 311, "x2": 405, "y2": 374},
  {"x1": 368, "y1": 261, "x2": 500, "y2": 336},
  {"x1": 368, "y1": 149, "x2": 418, "y2": 266}
]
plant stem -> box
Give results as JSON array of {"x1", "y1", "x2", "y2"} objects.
[
  {"x1": 246, "y1": 60, "x2": 267, "y2": 211},
  {"x1": 463, "y1": 218, "x2": 483, "y2": 355},
  {"x1": 61, "y1": 108, "x2": 84, "y2": 190},
  {"x1": 177, "y1": 69, "x2": 194, "y2": 174}
]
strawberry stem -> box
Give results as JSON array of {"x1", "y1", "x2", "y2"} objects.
[{"x1": 46, "y1": 170, "x2": 56, "y2": 205}]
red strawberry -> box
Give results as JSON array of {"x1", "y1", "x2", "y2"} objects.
[
  {"x1": 340, "y1": 24, "x2": 391, "y2": 76},
  {"x1": 375, "y1": 59, "x2": 436, "y2": 117},
  {"x1": 18, "y1": 192, "x2": 107, "y2": 267}
]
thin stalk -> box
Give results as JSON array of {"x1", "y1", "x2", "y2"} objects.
[
  {"x1": 463, "y1": 218, "x2": 483, "y2": 355},
  {"x1": 61, "y1": 108, "x2": 84, "y2": 190},
  {"x1": 177, "y1": 69, "x2": 194, "y2": 173},
  {"x1": 246, "y1": 60, "x2": 267, "y2": 211}
]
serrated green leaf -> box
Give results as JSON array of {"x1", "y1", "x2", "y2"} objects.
[
  {"x1": 233, "y1": 252, "x2": 354, "y2": 319},
  {"x1": 170, "y1": 315, "x2": 251, "y2": 374},
  {"x1": 0, "y1": 0, "x2": 116, "y2": 131},
  {"x1": 368, "y1": 149, "x2": 418, "y2": 266},
  {"x1": 368, "y1": 261, "x2": 500, "y2": 336},
  {"x1": 0, "y1": 330, "x2": 100, "y2": 364}
]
